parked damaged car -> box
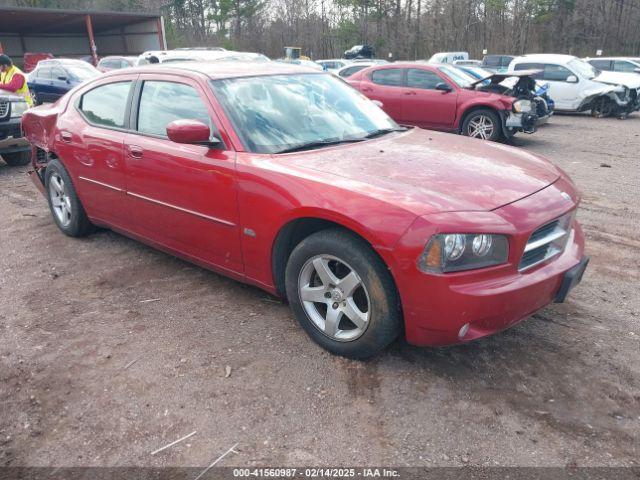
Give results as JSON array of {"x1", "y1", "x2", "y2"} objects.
[
  {"x1": 509, "y1": 54, "x2": 640, "y2": 118},
  {"x1": 21, "y1": 63, "x2": 587, "y2": 358},
  {"x1": 347, "y1": 62, "x2": 543, "y2": 141}
]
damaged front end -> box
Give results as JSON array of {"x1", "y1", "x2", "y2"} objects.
[
  {"x1": 581, "y1": 85, "x2": 640, "y2": 119},
  {"x1": 472, "y1": 70, "x2": 551, "y2": 137}
]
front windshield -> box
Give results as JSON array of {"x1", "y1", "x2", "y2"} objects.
[
  {"x1": 67, "y1": 64, "x2": 99, "y2": 80},
  {"x1": 210, "y1": 73, "x2": 399, "y2": 154},
  {"x1": 438, "y1": 65, "x2": 475, "y2": 87},
  {"x1": 568, "y1": 59, "x2": 599, "y2": 79}
]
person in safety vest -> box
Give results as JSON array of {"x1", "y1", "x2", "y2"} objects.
[{"x1": 0, "y1": 54, "x2": 34, "y2": 107}]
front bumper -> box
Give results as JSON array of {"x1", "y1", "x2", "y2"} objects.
[
  {"x1": 0, "y1": 117, "x2": 29, "y2": 154},
  {"x1": 502, "y1": 111, "x2": 538, "y2": 135},
  {"x1": 388, "y1": 176, "x2": 587, "y2": 347}
]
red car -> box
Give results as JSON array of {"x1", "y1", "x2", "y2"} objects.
[
  {"x1": 347, "y1": 62, "x2": 539, "y2": 141},
  {"x1": 21, "y1": 63, "x2": 588, "y2": 358}
]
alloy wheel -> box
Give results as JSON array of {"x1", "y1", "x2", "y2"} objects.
[
  {"x1": 49, "y1": 172, "x2": 72, "y2": 227},
  {"x1": 467, "y1": 114, "x2": 495, "y2": 139},
  {"x1": 297, "y1": 254, "x2": 371, "y2": 342}
]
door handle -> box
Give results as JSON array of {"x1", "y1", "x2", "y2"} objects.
[
  {"x1": 127, "y1": 145, "x2": 143, "y2": 159},
  {"x1": 361, "y1": 87, "x2": 373, "y2": 92},
  {"x1": 60, "y1": 131, "x2": 72, "y2": 143},
  {"x1": 404, "y1": 90, "x2": 417, "y2": 96}
]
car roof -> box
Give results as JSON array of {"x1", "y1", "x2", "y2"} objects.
[
  {"x1": 38, "y1": 58, "x2": 92, "y2": 66},
  {"x1": 105, "y1": 61, "x2": 322, "y2": 80},
  {"x1": 587, "y1": 56, "x2": 639, "y2": 61},
  {"x1": 514, "y1": 54, "x2": 577, "y2": 64}
]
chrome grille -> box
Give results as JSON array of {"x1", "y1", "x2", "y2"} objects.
[
  {"x1": 519, "y1": 213, "x2": 574, "y2": 272},
  {"x1": 0, "y1": 101, "x2": 9, "y2": 119}
]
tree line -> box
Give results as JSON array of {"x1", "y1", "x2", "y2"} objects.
[{"x1": 6, "y1": 0, "x2": 640, "y2": 60}]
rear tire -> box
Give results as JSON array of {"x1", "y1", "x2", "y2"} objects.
[
  {"x1": 285, "y1": 229, "x2": 401, "y2": 359},
  {"x1": 461, "y1": 108, "x2": 502, "y2": 141},
  {"x1": 2, "y1": 151, "x2": 31, "y2": 166},
  {"x1": 45, "y1": 159, "x2": 93, "y2": 237}
]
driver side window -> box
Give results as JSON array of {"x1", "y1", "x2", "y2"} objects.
[{"x1": 136, "y1": 81, "x2": 217, "y2": 138}]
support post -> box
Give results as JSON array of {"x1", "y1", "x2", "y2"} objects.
[
  {"x1": 85, "y1": 14, "x2": 99, "y2": 66},
  {"x1": 157, "y1": 17, "x2": 166, "y2": 50}
]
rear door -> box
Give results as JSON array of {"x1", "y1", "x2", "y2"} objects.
[
  {"x1": 123, "y1": 73, "x2": 242, "y2": 272},
  {"x1": 358, "y1": 67, "x2": 406, "y2": 121},
  {"x1": 59, "y1": 77, "x2": 134, "y2": 225},
  {"x1": 402, "y1": 67, "x2": 457, "y2": 129}
]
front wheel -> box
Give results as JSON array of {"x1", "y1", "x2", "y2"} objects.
[
  {"x1": 285, "y1": 229, "x2": 401, "y2": 359},
  {"x1": 45, "y1": 159, "x2": 93, "y2": 237},
  {"x1": 2, "y1": 151, "x2": 31, "y2": 166},
  {"x1": 591, "y1": 96, "x2": 614, "y2": 118},
  {"x1": 461, "y1": 108, "x2": 502, "y2": 141}
]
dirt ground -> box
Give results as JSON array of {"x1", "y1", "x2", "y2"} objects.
[{"x1": 1, "y1": 114, "x2": 639, "y2": 469}]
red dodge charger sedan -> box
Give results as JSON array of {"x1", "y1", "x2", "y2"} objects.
[{"x1": 22, "y1": 62, "x2": 588, "y2": 358}]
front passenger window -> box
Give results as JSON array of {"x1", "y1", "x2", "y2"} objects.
[
  {"x1": 542, "y1": 64, "x2": 573, "y2": 82},
  {"x1": 137, "y1": 81, "x2": 214, "y2": 137},
  {"x1": 407, "y1": 69, "x2": 443, "y2": 90}
]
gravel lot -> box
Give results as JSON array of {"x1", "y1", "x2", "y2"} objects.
[{"x1": 1, "y1": 114, "x2": 638, "y2": 469}]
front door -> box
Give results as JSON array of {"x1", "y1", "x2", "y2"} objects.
[
  {"x1": 123, "y1": 75, "x2": 243, "y2": 273},
  {"x1": 402, "y1": 68, "x2": 458, "y2": 129},
  {"x1": 358, "y1": 67, "x2": 406, "y2": 122}
]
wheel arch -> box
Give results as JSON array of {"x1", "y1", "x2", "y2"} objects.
[
  {"x1": 271, "y1": 215, "x2": 401, "y2": 304},
  {"x1": 457, "y1": 103, "x2": 503, "y2": 133}
]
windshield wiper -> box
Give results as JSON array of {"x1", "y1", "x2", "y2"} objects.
[
  {"x1": 275, "y1": 127, "x2": 407, "y2": 154},
  {"x1": 275, "y1": 138, "x2": 366, "y2": 154},
  {"x1": 363, "y1": 127, "x2": 407, "y2": 139}
]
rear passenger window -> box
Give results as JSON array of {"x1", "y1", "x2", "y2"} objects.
[
  {"x1": 371, "y1": 68, "x2": 404, "y2": 87},
  {"x1": 37, "y1": 68, "x2": 52, "y2": 80},
  {"x1": 590, "y1": 60, "x2": 612, "y2": 71},
  {"x1": 512, "y1": 63, "x2": 544, "y2": 79},
  {"x1": 137, "y1": 81, "x2": 213, "y2": 137},
  {"x1": 407, "y1": 69, "x2": 443, "y2": 90},
  {"x1": 80, "y1": 81, "x2": 131, "y2": 128}
]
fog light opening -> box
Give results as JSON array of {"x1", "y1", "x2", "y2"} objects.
[{"x1": 458, "y1": 323, "x2": 470, "y2": 339}]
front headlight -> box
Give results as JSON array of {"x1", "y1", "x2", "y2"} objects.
[
  {"x1": 512, "y1": 99, "x2": 532, "y2": 113},
  {"x1": 418, "y1": 233, "x2": 509, "y2": 273},
  {"x1": 10, "y1": 101, "x2": 29, "y2": 118}
]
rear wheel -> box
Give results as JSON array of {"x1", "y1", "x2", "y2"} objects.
[
  {"x1": 285, "y1": 229, "x2": 401, "y2": 358},
  {"x1": 2, "y1": 151, "x2": 31, "y2": 166},
  {"x1": 45, "y1": 159, "x2": 93, "y2": 237},
  {"x1": 461, "y1": 108, "x2": 502, "y2": 141}
]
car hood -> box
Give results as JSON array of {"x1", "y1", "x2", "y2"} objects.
[
  {"x1": 276, "y1": 128, "x2": 560, "y2": 215},
  {"x1": 595, "y1": 71, "x2": 640, "y2": 89}
]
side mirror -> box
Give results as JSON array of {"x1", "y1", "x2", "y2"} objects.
[
  {"x1": 566, "y1": 75, "x2": 578, "y2": 83},
  {"x1": 634, "y1": 68, "x2": 640, "y2": 74},
  {"x1": 435, "y1": 82, "x2": 452, "y2": 92},
  {"x1": 371, "y1": 99, "x2": 384, "y2": 108},
  {"x1": 58, "y1": 76, "x2": 68, "y2": 81},
  {"x1": 166, "y1": 119, "x2": 219, "y2": 147}
]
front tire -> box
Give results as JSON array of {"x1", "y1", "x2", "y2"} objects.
[
  {"x1": 461, "y1": 108, "x2": 502, "y2": 141},
  {"x1": 45, "y1": 159, "x2": 93, "y2": 237},
  {"x1": 285, "y1": 229, "x2": 401, "y2": 359},
  {"x1": 2, "y1": 151, "x2": 31, "y2": 166}
]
